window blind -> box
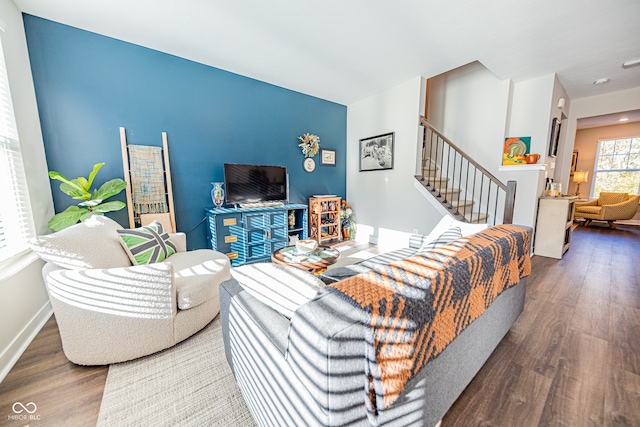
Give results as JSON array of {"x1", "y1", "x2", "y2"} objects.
[{"x1": 0, "y1": 37, "x2": 35, "y2": 263}]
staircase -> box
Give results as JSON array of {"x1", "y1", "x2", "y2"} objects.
[{"x1": 416, "y1": 117, "x2": 516, "y2": 225}]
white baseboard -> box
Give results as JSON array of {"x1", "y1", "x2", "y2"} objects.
[
  {"x1": 0, "y1": 302, "x2": 52, "y2": 383},
  {"x1": 617, "y1": 219, "x2": 640, "y2": 226}
]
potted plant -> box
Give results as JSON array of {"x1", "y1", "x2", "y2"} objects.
[
  {"x1": 340, "y1": 200, "x2": 356, "y2": 240},
  {"x1": 48, "y1": 163, "x2": 127, "y2": 231}
]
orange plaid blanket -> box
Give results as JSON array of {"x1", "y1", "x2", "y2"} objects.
[{"x1": 325, "y1": 224, "x2": 531, "y2": 415}]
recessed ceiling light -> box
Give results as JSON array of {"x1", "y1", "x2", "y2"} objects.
[
  {"x1": 622, "y1": 58, "x2": 640, "y2": 69},
  {"x1": 619, "y1": 117, "x2": 629, "y2": 122},
  {"x1": 593, "y1": 78, "x2": 610, "y2": 85}
]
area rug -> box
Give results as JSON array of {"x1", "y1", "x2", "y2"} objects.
[{"x1": 97, "y1": 316, "x2": 256, "y2": 426}]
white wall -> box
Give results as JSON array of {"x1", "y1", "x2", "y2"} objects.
[
  {"x1": 347, "y1": 76, "x2": 442, "y2": 244},
  {"x1": 428, "y1": 61, "x2": 511, "y2": 172},
  {"x1": 427, "y1": 61, "x2": 557, "y2": 228},
  {"x1": 505, "y1": 74, "x2": 560, "y2": 227},
  {"x1": 0, "y1": 0, "x2": 53, "y2": 381}
]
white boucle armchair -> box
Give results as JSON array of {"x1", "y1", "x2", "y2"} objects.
[{"x1": 31, "y1": 216, "x2": 231, "y2": 365}]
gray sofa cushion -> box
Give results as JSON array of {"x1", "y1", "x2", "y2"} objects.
[
  {"x1": 231, "y1": 263, "x2": 325, "y2": 318},
  {"x1": 319, "y1": 227, "x2": 461, "y2": 285}
]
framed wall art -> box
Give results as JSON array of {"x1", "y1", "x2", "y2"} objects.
[
  {"x1": 320, "y1": 149, "x2": 336, "y2": 166},
  {"x1": 359, "y1": 132, "x2": 394, "y2": 171},
  {"x1": 570, "y1": 150, "x2": 578, "y2": 174},
  {"x1": 548, "y1": 117, "x2": 561, "y2": 158}
]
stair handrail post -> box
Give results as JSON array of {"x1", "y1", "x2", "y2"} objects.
[{"x1": 503, "y1": 180, "x2": 517, "y2": 224}]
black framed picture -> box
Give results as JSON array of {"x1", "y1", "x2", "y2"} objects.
[
  {"x1": 320, "y1": 149, "x2": 336, "y2": 166},
  {"x1": 548, "y1": 118, "x2": 561, "y2": 158},
  {"x1": 359, "y1": 132, "x2": 394, "y2": 171},
  {"x1": 571, "y1": 150, "x2": 578, "y2": 174}
]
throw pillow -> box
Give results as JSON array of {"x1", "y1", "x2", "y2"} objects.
[
  {"x1": 422, "y1": 216, "x2": 488, "y2": 247},
  {"x1": 29, "y1": 215, "x2": 132, "y2": 270},
  {"x1": 420, "y1": 226, "x2": 462, "y2": 251},
  {"x1": 117, "y1": 221, "x2": 177, "y2": 265}
]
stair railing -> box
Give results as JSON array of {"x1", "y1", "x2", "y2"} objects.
[{"x1": 418, "y1": 117, "x2": 516, "y2": 225}]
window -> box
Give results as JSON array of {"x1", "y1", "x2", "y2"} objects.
[
  {"x1": 0, "y1": 37, "x2": 35, "y2": 263},
  {"x1": 592, "y1": 137, "x2": 640, "y2": 198}
]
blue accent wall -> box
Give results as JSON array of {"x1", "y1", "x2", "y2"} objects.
[{"x1": 23, "y1": 15, "x2": 347, "y2": 249}]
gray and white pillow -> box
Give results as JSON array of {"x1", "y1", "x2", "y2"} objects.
[
  {"x1": 420, "y1": 226, "x2": 462, "y2": 251},
  {"x1": 117, "y1": 220, "x2": 176, "y2": 265}
]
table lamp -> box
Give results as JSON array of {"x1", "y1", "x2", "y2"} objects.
[{"x1": 573, "y1": 171, "x2": 588, "y2": 195}]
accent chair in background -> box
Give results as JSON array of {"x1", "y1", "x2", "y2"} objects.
[{"x1": 574, "y1": 192, "x2": 640, "y2": 228}]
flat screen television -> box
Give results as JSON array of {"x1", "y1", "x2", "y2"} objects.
[{"x1": 223, "y1": 163, "x2": 288, "y2": 205}]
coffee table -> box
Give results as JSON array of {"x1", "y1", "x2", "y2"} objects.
[{"x1": 271, "y1": 245, "x2": 340, "y2": 275}]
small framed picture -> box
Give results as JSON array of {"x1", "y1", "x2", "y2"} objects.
[
  {"x1": 359, "y1": 132, "x2": 394, "y2": 171},
  {"x1": 320, "y1": 149, "x2": 336, "y2": 166},
  {"x1": 571, "y1": 151, "x2": 578, "y2": 174},
  {"x1": 548, "y1": 118, "x2": 561, "y2": 158}
]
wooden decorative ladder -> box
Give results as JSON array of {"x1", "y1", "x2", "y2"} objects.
[{"x1": 416, "y1": 117, "x2": 516, "y2": 225}]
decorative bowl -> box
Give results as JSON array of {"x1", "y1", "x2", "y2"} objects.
[
  {"x1": 295, "y1": 239, "x2": 318, "y2": 254},
  {"x1": 525, "y1": 153, "x2": 540, "y2": 164}
]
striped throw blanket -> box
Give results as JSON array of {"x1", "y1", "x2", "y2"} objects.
[
  {"x1": 323, "y1": 224, "x2": 531, "y2": 416},
  {"x1": 128, "y1": 145, "x2": 168, "y2": 215}
]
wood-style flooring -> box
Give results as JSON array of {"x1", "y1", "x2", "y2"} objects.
[
  {"x1": 444, "y1": 223, "x2": 640, "y2": 426},
  {"x1": 0, "y1": 223, "x2": 638, "y2": 426}
]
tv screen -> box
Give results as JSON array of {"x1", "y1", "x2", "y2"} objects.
[{"x1": 224, "y1": 163, "x2": 287, "y2": 205}]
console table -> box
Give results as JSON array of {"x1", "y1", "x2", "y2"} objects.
[
  {"x1": 533, "y1": 196, "x2": 577, "y2": 259},
  {"x1": 206, "y1": 204, "x2": 308, "y2": 266}
]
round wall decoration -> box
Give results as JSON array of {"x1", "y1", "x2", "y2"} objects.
[{"x1": 303, "y1": 157, "x2": 316, "y2": 173}]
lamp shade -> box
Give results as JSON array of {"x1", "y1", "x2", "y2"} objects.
[{"x1": 573, "y1": 171, "x2": 588, "y2": 184}]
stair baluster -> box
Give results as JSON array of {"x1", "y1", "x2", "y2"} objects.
[{"x1": 416, "y1": 117, "x2": 516, "y2": 225}]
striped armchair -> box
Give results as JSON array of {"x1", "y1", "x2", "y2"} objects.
[{"x1": 574, "y1": 192, "x2": 640, "y2": 228}]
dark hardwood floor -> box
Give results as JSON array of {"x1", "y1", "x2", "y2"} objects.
[
  {"x1": 444, "y1": 223, "x2": 640, "y2": 427},
  {"x1": 0, "y1": 315, "x2": 108, "y2": 426},
  {"x1": 0, "y1": 224, "x2": 638, "y2": 426}
]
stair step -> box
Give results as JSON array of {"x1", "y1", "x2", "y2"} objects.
[
  {"x1": 462, "y1": 212, "x2": 488, "y2": 224},
  {"x1": 422, "y1": 159, "x2": 439, "y2": 171},
  {"x1": 421, "y1": 170, "x2": 442, "y2": 181},
  {"x1": 417, "y1": 176, "x2": 451, "y2": 188},
  {"x1": 437, "y1": 189, "x2": 461, "y2": 199},
  {"x1": 449, "y1": 199, "x2": 473, "y2": 209},
  {"x1": 416, "y1": 178, "x2": 461, "y2": 199}
]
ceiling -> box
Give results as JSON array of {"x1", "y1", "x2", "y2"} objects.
[
  {"x1": 13, "y1": 0, "x2": 640, "y2": 106},
  {"x1": 577, "y1": 110, "x2": 640, "y2": 130}
]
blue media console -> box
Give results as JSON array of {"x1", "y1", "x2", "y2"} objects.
[{"x1": 205, "y1": 204, "x2": 308, "y2": 267}]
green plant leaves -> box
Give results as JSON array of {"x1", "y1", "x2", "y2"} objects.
[
  {"x1": 60, "y1": 179, "x2": 91, "y2": 200},
  {"x1": 49, "y1": 172, "x2": 90, "y2": 200},
  {"x1": 94, "y1": 201, "x2": 126, "y2": 213},
  {"x1": 48, "y1": 206, "x2": 87, "y2": 231},
  {"x1": 47, "y1": 163, "x2": 127, "y2": 231},
  {"x1": 86, "y1": 163, "x2": 104, "y2": 190},
  {"x1": 94, "y1": 179, "x2": 127, "y2": 202}
]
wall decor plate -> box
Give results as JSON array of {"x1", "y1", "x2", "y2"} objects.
[{"x1": 303, "y1": 157, "x2": 316, "y2": 172}]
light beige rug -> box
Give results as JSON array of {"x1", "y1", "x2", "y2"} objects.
[{"x1": 97, "y1": 316, "x2": 256, "y2": 426}]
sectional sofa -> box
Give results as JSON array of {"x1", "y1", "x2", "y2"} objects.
[{"x1": 220, "y1": 219, "x2": 532, "y2": 427}]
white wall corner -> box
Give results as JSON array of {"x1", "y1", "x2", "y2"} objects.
[
  {"x1": 347, "y1": 76, "x2": 442, "y2": 239},
  {"x1": 0, "y1": 301, "x2": 52, "y2": 383}
]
